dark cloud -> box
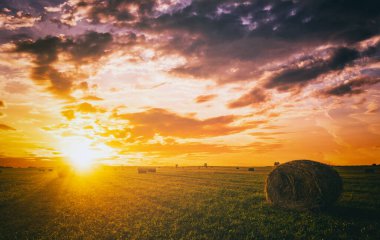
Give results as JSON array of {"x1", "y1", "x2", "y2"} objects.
[
  {"x1": 7, "y1": 0, "x2": 380, "y2": 88},
  {"x1": 143, "y1": 0, "x2": 379, "y2": 85},
  {"x1": 265, "y1": 47, "x2": 362, "y2": 91},
  {"x1": 13, "y1": 31, "x2": 112, "y2": 98},
  {"x1": 66, "y1": 31, "x2": 112, "y2": 63},
  {"x1": 321, "y1": 77, "x2": 380, "y2": 97},
  {"x1": 50, "y1": 0, "x2": 379, "y2": 46},
  {"x1": 228, "y1": 88, "x2": 270, "y2": 109},
  {"x1": 149, "y1": 0, "x2": 380, "y2": 43}
]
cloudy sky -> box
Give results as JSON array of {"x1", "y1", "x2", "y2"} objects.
[{"x1": 0, "y1": 0, "x2": 379, "y2": 167}]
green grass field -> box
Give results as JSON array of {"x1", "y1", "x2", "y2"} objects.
[{"x1": 0, "y1": 166, "x2": 379, "y2": 240}]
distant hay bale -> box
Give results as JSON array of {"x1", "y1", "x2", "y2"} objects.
[
  {"x1": 57, "y1": 166, "x2": 71, "y2": 178},
  {"x1": 248, "y1": 168, "x2": 255, "y2": 171},
  {"x1": 57, "y1": 169, "x2": 69, "y2": 178},
  {"x1": 137, "y1": 167, "x2": 156, "y2": 173},
  {"x1": 372, "y1": 163, "x2": 377, "y2": 166},
  {"x1": 265, "y1": 160, "x2": 342, "y2": 210},
  {"x1": 236, "y1": 167, "x2": 239, "y2": 169},
  {"x1": 364, "y1": 168, "x2": 375, "y2": 173}
]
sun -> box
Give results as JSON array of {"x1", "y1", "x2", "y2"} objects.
[{"x1": 60, "y1": 137, "x2": 98, "y2": 172}]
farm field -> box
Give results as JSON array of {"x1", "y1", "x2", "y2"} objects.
[{"x1": 0, "y1": 166, "x2": 379, "y2": 240}]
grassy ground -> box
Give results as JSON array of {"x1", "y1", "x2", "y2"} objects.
[{"x1": 0, "y1": 166, "x2": 379, "y2": 240}]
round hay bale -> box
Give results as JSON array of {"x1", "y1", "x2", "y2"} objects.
[{"x1": 265, "y1": 160, "x2": 342, "y2": 210}]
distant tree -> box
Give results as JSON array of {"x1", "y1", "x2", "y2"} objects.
[
  {"x1": 274, "y1": 162, "x2": 280, "y2": 166},
  {"x1": 204, "y1": 163, "x2": 208, "y2": 168}
]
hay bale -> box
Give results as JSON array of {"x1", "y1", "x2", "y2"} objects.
[
  {"x1": 265, "y1": 160, "x2": 342, "y2": 210},
  {"x1": 248, "y1": 168, "x2": 255, "y2": 171},
  {"x1": 137, "y1": 167, "x2": 156, "y2": 173}
]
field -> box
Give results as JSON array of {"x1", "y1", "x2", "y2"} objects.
[{"x1": 0, "y1": 166, "x2": 379, "y2": 240}]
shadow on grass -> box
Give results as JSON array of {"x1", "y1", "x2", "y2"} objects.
[{"x1": 327, "y1": 205, "x2": 380, "y2": 221}]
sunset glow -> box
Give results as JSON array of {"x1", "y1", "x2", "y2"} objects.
[
  {"x1": 0, "y1": 0, "x2": 379, "y2": 168},
  {"x1": 60, "y1": 137, "x2": 97, "y2": 172}
]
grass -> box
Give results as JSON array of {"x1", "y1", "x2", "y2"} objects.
[{"x1": 0, "y1": 166, "x2": 379, "y2": 240}]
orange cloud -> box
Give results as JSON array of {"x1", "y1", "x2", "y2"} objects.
[
  {"x1": 76, "y1": 102, "x2": 100, "y2": 114},
  {"x1": 61, "y1": 102, "x2": 104, "y2": 120},
  {"x1": 61, "y1": 110, "x2": 75, "y2": 120},
  {"x1": 228, "y1": 88, "x2": 270, "y2": 108},
  {"x1": 82, "y1": 95, "x2": 103, "y2": 101},
  {"x1": 114, "y1": 108, "x2": 251, "y2": 139},
  {"x1": 0, "y1": 123, "x2": 16, "y2": 131},
  {"x1": 195, "y1": 94, "x2": 217, "y2": 103}
]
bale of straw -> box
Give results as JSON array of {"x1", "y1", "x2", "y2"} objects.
[
  {"x1": 265, "y1": 160, "x2": 342, "y2": 210},
  {"x1": 137, "y1": 167, "x2": 147, "y2": 174},
  {"x1": 147, "y1": 167, "x2": 156, "y2": 173},
  {"x1": 248, "y1": 168, "x2": 255, "y2": 171}
]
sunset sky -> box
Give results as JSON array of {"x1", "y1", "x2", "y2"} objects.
[{"x1": 0, "y1": 0, "x2": 379, "y2": 167}]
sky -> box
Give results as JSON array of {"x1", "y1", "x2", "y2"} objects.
[{"x1": 0, "y1": 0, "x2": 379, "y2": 167}]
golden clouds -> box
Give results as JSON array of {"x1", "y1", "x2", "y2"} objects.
[
  {"x1": 114, "y1": 108, "x2": 249, "y2": 139},
  {"x1": 0, "y1": 123, "x2": 16, "y2": 131},
  {"x1": 195, "y1": 94, "x2": 217, "y2": 104}
]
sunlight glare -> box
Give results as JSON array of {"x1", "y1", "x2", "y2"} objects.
[{"x1": 60, "y1": 137, "x2": 98, "y2": 172}]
